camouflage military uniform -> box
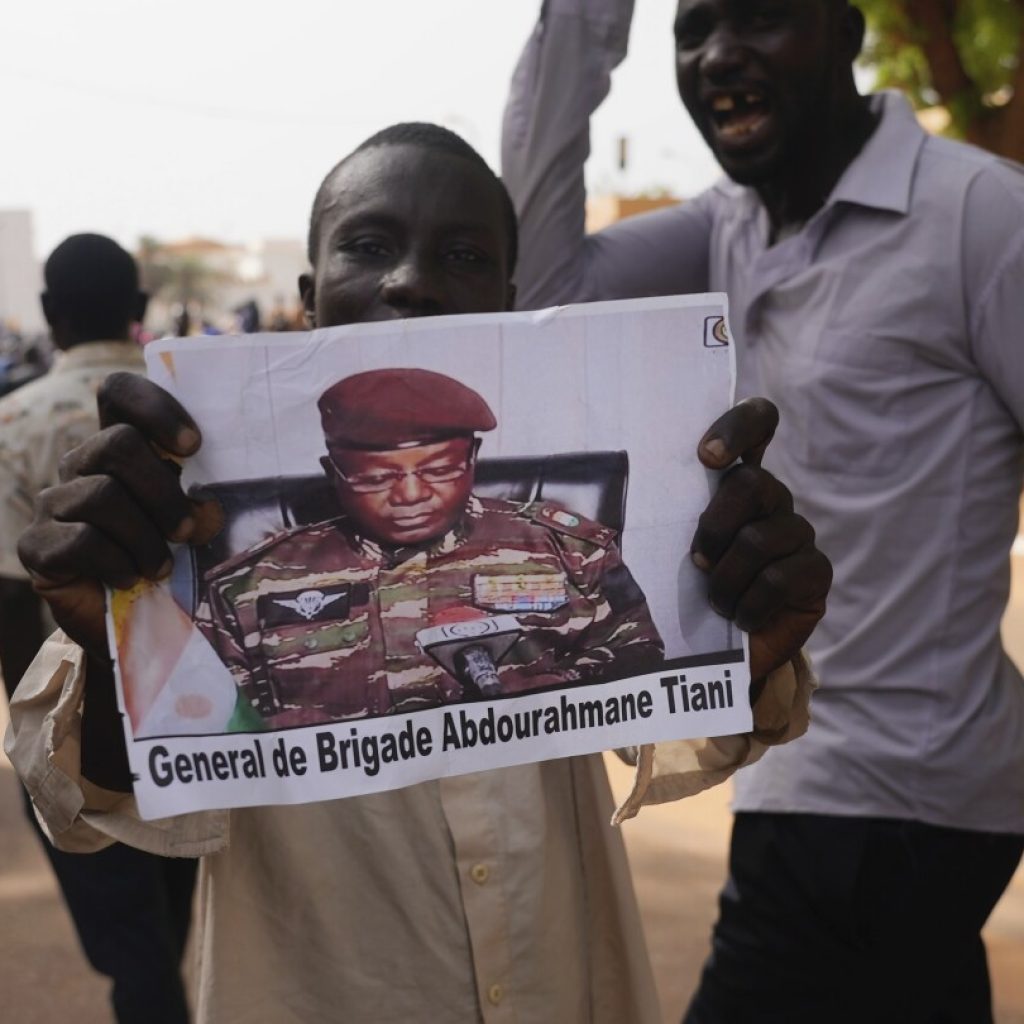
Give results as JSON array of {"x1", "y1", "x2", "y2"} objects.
[
  {"x1": 195, "y1": 494, "x2": 664, "y2": 728},
  {"x1": 0, "y1": 341, "x2": 144, "y2": 579}
]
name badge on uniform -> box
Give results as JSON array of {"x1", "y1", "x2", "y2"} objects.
[
  {"x1": 257, "y1": 582, "x2": 369, "y2": 627},
  {"x1": 472, "y1": 573, "x2": 568, "y2": 613}
]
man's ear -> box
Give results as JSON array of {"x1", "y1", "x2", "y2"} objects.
[
  {"x1": 40, "y1": 292, "x2": 55, "y2": 328},
  {"x1": 504, "y1": 280, "x2": 517, "y2": 313},
  {"x1": 134, "y1": 291, "x2": 149, "y2": 325},
  {"x1": 299, "y1": 272, "x2": 316, "y2": 328},
  {"x1": 840, "y1": 3, "x2": 865, "y2": 64},
  {"x1": 319, "y1": 455, "x2": 333, "y2": 478}
]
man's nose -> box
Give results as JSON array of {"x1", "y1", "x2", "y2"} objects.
[
  {"x1": 390, "y1": 469, "x2": 432, "y2": 505},
  {"x1": 701, "y1": 26, "x2": 746, "y2": 80},
  {"x1": 379, "y1": 255, "x2": 444, "y2": 316}
]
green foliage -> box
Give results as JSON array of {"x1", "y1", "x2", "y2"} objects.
[
  {"x1": 955, "y1": 0, "x2": 1021, "y2": 95},
  {"x1": 858, "y1": 0, "x2": 1021, "y2": 139},
  {"x1": 133, "y1": 237, "x2": 228, "y2": 307},
  {"x1": 859, "y1": 0, "x2": 934, "y2": 105}
]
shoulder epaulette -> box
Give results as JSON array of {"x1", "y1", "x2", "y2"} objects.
[
  {"x1": 202, "y1": 516, "x2": 348, "y2": 581},
  {"x1": 526, "y1": 501, "x2": 617, "y2": 549}
]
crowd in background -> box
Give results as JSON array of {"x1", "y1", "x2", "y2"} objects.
[{"x1": 0, "y1": 297, "x2": 306, "y2": 398}]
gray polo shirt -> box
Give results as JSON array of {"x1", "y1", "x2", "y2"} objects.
[{"x1": 503, "y1": 0, "x2": 1024, "y2": 833}]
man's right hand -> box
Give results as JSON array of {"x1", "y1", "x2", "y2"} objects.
[{"x1": 17, "y1": 372, "x2": 202, "y2": 657}]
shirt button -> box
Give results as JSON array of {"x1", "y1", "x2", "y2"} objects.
[
  {"x1": 304, "y1": 638, "x2": 317, "y2": 650},
  {"x1": 487, "y1": 983, "x2": 504, "y2": 1006},
  {"x1": 470, "y1": 863, "x2": 489, "y2": 885}
]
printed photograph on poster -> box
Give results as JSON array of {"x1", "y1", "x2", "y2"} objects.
[{"x1": 108, "y1": 295, "x2": 751, "y2": 819}]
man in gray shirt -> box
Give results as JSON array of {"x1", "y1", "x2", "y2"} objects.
[{"x1": 503, "y1": 1, "x2": 1024, "y2": 1021}]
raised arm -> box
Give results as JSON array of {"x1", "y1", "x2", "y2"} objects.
[{"x1": 502, "y1": 0, "x2": 714, "y2": 309}]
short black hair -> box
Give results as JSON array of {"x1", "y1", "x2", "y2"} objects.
[
  {"x1": 307, "y1": 122, "x2": 518, "y2": 274},
  {"x1": 44, "y1": 234, "x2": 141, "y2": 340}
]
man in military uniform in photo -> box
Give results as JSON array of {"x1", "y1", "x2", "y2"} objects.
[{"x1": 195, "y1": 366, "x2": 664, "y2": 729}]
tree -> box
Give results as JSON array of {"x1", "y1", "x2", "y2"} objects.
[
  {"x1": 858, "y1": 0, "x2": 1024, "y2": 160},
  {"x1": 161, "y1": 255, "x2": 224, "y2": 308},
  {"x1": 136, "y1": 235, "x2": 172, "y2": 298},
  {"x1": 133, "y1": 237, "x2": 229, "y2": 310}
]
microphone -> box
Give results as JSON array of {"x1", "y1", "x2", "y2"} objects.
[
  {"x1": 416, "y1": 611, "x2": 523, "y2": 699},
  {"x1": 453, "y1": 645, "x2": 503, "y2": 698}
]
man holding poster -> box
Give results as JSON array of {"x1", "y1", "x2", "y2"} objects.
[{"x1": 9, "y1": 123, "x2": 829, "y2": 1023}]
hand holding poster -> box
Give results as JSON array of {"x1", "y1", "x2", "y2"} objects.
[{"x1": 108, "y1": 295, "x2": 749, "y2": 818}]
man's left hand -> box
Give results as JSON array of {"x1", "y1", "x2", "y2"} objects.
[{"x1": 692, "y1": 398, "x2": 832, "y2": 681}]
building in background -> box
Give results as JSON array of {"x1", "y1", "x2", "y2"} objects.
[
  {"x1": 585, "y1": 193, "x2": 679, "y2": 234},
  {"x1": 136, "y1": 236, "x2": 308, "y2": 335},
  {"x1": 0, "y1": 211, "x2": 45, "y2": 338}
]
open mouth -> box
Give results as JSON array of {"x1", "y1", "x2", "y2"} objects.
[{"x1": 707, "y1": 89, "x2": 773, "y2": 145}]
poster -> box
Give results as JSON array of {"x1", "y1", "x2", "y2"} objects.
[{"x1": 108, "y1": 295, "x2": 750, "y2": 819}]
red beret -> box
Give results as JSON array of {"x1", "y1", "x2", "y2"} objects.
[{"x1": 318, "y1": 368, "x2": 496, "y2": 451}]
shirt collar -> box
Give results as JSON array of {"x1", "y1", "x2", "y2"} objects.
[
  {"x1": 716, "y1": 91, "x2": 927, "y2": 225},
  {"x1": 52, "y1": 339, "x2": 144, "y2": 372},
  {"x1": 827, "y1": 91, "x2": 926, "y2": 215}
]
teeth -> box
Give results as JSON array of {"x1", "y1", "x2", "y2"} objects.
[
  {"x1": 719, "y1": 112, "x2": 766, "y2": 139},
  {"x1": 711, "y1": 96, "x2": 735, "y2": 112}
]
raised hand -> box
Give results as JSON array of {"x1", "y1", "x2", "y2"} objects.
[
  {"x1": 18, "y1": 373, "x2": 202, "y2": 657},
  {"x1": 692, "y1": 398, "x2": 832, "y2": 681}
]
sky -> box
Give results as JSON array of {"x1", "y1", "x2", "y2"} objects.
[{"x1": 3, "y1": 0, "x2": 723, "y2": 259}]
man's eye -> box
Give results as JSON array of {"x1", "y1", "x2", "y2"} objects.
[
  {"x1": 419, "y1": 463, "x2": 467, "y2": 482},
  {"x1": 675, "y1": 13, "x2": 711, "y2": 48},
  {"x1": 341, "y1": 238, "x2": 391, "y2": 257},
  {"x1": 344, "y1": 471, "x2": 401, "y2": 492},
  {"x1": 444, "y1": 246, "x2": 487, "y2": 264},
  {"x1": 749, "y1": 7, "x2": 784, "y2": 28},
  {"x1": 747, "y1": 1, "x2": 788, "y2": 28}
]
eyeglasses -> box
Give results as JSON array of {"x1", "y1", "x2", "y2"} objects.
[{"x1": 329, "y1": 453, "x2": 474, "y2": 494}]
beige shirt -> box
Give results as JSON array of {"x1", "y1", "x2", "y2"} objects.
[
  {"x1": 0, "y1": 340, "x2": 145, "y2": 579},
  {"x1": 8, "y1": 631, "x2": 811, "y2": 1023}
]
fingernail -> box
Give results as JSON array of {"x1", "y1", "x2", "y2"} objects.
[
  {"x1": 691, "y1": 551, "x2": 712, "y2": 572},
  {"x1": 702, "y1": 438, "x2": 728, "y2": 463},
  {"x1": 176, "y1": 427, "x2": 200, "y2": 453},
  {"x1": 170, "y1": 516, "x2": 196, "y2": 543}
]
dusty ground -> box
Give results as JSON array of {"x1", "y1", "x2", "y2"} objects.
[
  {"x1": 1, "y1": 571, "x2": 1022, "y2": 1022},
  {"x1": 1, "y1": 750, "x2": 1022, "y2": 1023}
]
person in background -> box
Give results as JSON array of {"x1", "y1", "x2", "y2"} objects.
[
  {"x1": 171, "y1": 303, "x2": 192, "y2": 338},
  {"x1": 235, "y1": 299, "x2": 261, "y2": 333},
  {"x1": 0, "y1": 233, "x2": 197, "y2": 1024}
]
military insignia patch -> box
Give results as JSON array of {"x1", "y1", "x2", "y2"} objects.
[
  {"x1": 530, "y1": 502, "x2": 616, "y2": 547},
  {"x1": 275, "y1": 590, "x2": 343, "y2": 620},
  {"x1": 257, "y1": 582, "x2": 369, "y2": 627},
  {"x1": 473, "y1": 573, "x2": 569, "y2": 613}
]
